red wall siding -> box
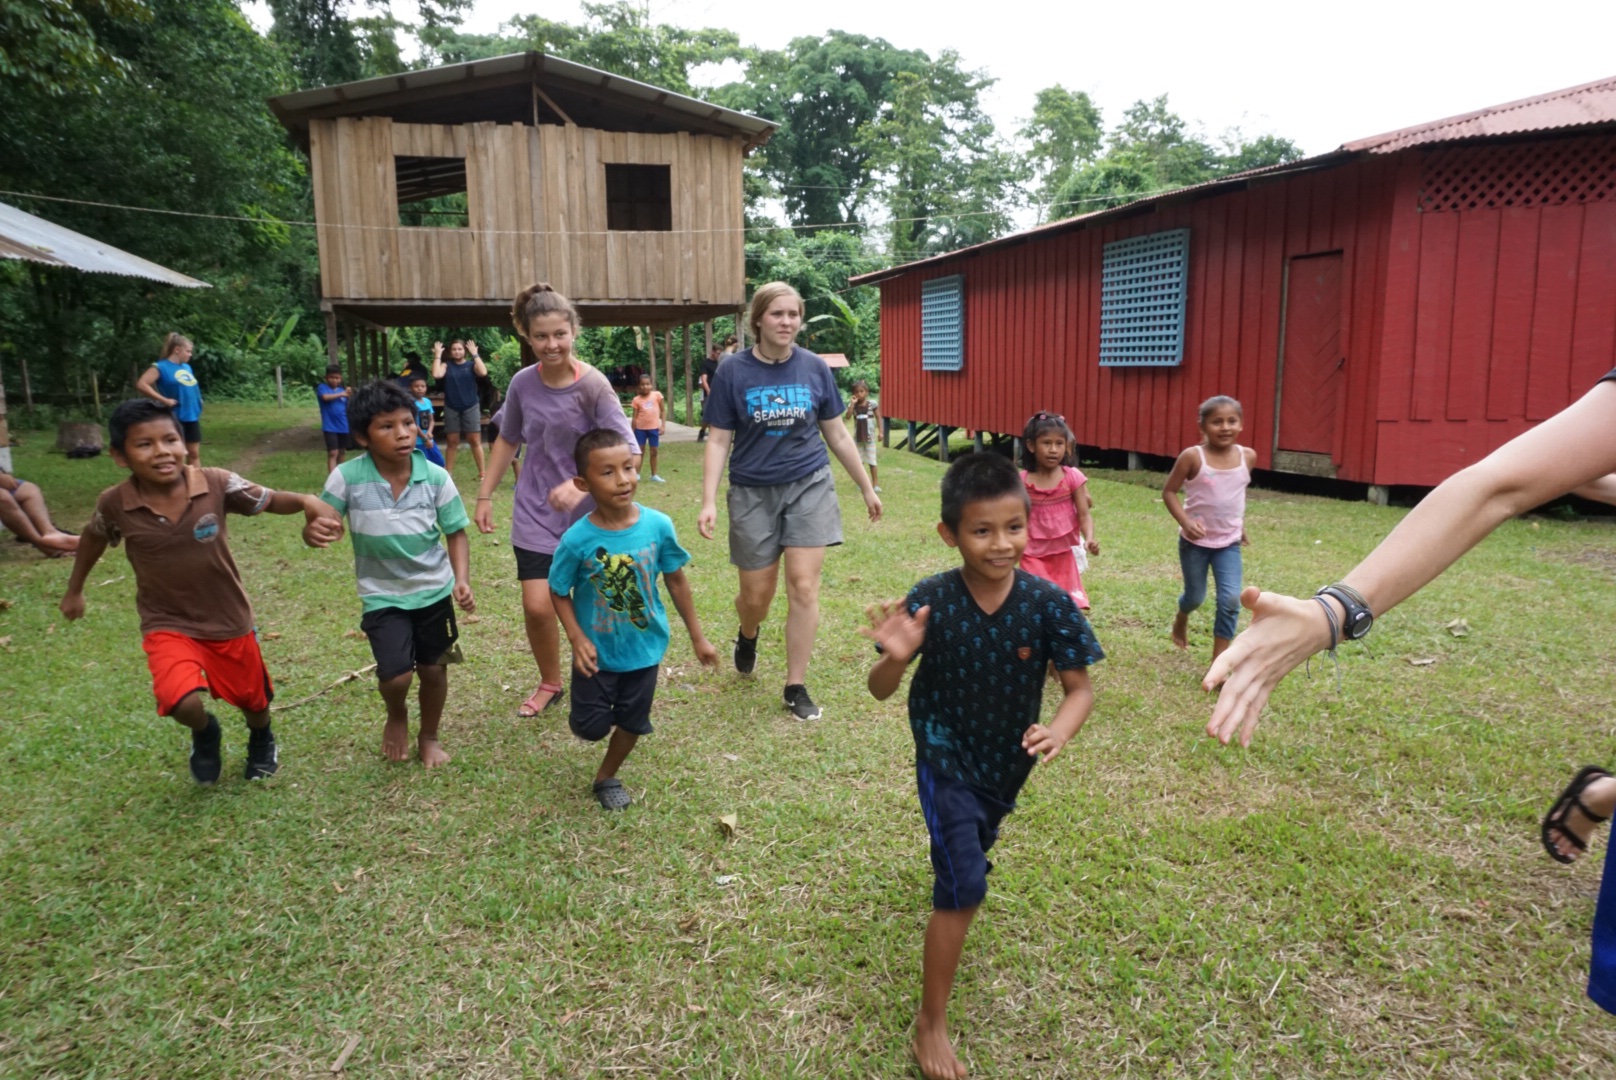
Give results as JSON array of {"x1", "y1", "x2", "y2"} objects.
[
  {"x1": 877, "y1": 156, "x2": 1402, "y2": 482},
  {"x1": 879, "y1": 136, "x2": 1616, "y2": 487}
]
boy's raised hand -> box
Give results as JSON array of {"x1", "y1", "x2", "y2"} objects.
[
  {"x1": 1022, "y1": 723, "x2": 1070, "y2": 762},
  {"x1": 860, "y1": 599, "x2": 929, "y2": 664},
  {"x1": 453, "y1": 582, "x2": 476, "y2": 614}
]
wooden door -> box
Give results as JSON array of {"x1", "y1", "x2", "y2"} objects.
[{"x1": 1277, "y1": 252, "x2": 1345, "y2": 457}]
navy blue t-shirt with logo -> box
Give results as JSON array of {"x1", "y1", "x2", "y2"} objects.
[
  {"x1": 704, "y1": 346, "x2": 844, "y2": 487},
  {"x1": 901, "y1": 568, "x2": 1104, "y2": 803}
]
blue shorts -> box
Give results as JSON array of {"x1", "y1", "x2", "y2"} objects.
[
  {"x1": 1589, "y1": 821, "x2": 1616, "y2": 1013},
  {"x1": 917, "y1": 760, "x2": 1014, "y2": 910},
  {"x1": 634, "y1": 428, "x2": 660, "y2": 449}
]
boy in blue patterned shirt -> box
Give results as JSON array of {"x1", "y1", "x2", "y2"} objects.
[
  {"x1": 550, "y1": 429, "x2": 718, "y2": 810},
  {"x1": 865, "y1": 452, "x2": 1103, "y2": 1080}
]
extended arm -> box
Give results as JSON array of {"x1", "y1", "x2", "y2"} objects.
[
  {"x1": 696, "y1": 427, "x2": 734, "y2": 540},
  {"x1": 474, "y1": 436, "x2": 521, "y2": 532},
  {"x1": 430, "y1": 342, "x2": 446, "y2": 379},
  {"x1": 469, "y1": 343, "x2": 488, "y2": 378},
  {"x1": 1161, "y1": 449, "x2": 1202, "y2": 538},
  {"x1": 445, "y1": 528, "x2": 474, "y2": 612},
  {"x1": 1075, "y1": 482, "x2": 1097, "y2": 552},
  {"x1": 1206, "y1": 380, "x2": 1616, "y2": 746},
  {"x1": 58, "y1": 529, "x2": 111, "y2": 620},
  {"x1": 820, "y1": 418, "x2": 882, "y2": 523},
  {"x1": 135, "y1": 366, "x2": 176, "y2": 408},
  {"x1": 262, "y1": 490, "x2": 344, "y2": 546},
  {"x1": 663, "y1": 568, "x2": 718, "y2": 665},
  {"x1": 550, "y1": 591, "x2": 597, "y2": 676}
]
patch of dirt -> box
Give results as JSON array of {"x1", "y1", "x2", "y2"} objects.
[
  {"x1": 1553, "y1": 546, "x2": 1616, "y2": 574},
  {"x1": 229, "y1": 420, "x2": 323, "y2": 475}
]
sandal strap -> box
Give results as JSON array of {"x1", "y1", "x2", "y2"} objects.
[{"x1": 1546, "y1": 819, "x2": 1590, "y2": 851}]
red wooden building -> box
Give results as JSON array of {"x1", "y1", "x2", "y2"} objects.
[{"x1": 852, "y1": 76, "x2": 1616, "y2": 495}]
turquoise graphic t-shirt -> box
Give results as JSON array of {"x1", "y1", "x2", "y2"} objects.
[{"x1": 548, "y1": 506, "x2": 690, "y2": 673}]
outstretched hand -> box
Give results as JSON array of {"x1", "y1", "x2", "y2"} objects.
[
  {"x1": 1202, "y1": 585, "x2": 1333, "y2": 747},
  {"x1": 859, "y1": 600, "x2": 929, "y2": 665},
  {"x1": 302, "y1": 503, "x2": 344, "y2": 548}
]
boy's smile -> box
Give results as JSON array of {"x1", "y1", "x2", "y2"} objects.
[
  {"x1": 940, "y1": 493, "x2": 1029, "y2": 585},
  {"x1": 114, "y1": 419, "x2": 188, "y2": 485},
  {"x1": 577, "y1": 444, "x2": 639, "y2": 520},
  {"x1": 361, "y1": 408, "x2": 419, "y2": 464}
]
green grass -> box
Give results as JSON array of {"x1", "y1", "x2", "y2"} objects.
[{"x1": 4, "y1": 404, "x2": 1616, "y2": 1076}]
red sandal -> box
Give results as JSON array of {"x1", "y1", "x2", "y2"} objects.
[{"x1": 517, "y1": 682, "x2": 565, "y2": 717}]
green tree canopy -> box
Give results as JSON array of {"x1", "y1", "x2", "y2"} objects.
[
  {"x1": 1020, "y1": 85, "x2": 1104, "y2": 220},
  {"x1": 0, "y1": 0, "x2": 150, "y2": 96}
]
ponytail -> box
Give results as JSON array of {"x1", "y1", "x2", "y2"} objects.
[
  {"x1": 160, "y1": 332, "x2": 192, "y2": 359},
  {"x1": 511, "y1": 283, "x2": 581, "y2": 337}
]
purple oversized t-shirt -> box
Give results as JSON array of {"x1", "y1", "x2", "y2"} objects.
[{"x1": 493, "y1": 363, "x2": 634, "y2": 554}]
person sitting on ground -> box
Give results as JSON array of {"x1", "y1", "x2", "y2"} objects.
[
  {"x1": 863, "y1": 452, "x2": 1103, "y2": 1080},
  {"x1": 58, "y1": 399, "x2": 343, "y2": 784},
  {"x1": 0, "y1": 472, "x2": 78, "y2": 556},
  {"x1": 549, "y1": 428, "x2": 717, "y2": 810},
  {"x1": 320, "y1": 381, "x2": 475, "y2": 769}
]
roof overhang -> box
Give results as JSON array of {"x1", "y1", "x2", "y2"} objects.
[
  {"x1": 269, "y1": 52, "x2": 776, "y2": 154},
  {"x1": 0, "y1": 201, "x2": 209, "y2": 287}
]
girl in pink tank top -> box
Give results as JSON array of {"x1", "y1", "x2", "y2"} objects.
[
  {"x1": 1163, "y1": 396, "x2": 1256, "y2": 661},
  {"x1": 1018, "y1": 412, "x2": 1098, "y2": 608}
]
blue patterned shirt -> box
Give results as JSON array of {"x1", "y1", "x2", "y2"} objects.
[{"x1": 903, "y1": 569, "x2": 1104, "y2": 802}]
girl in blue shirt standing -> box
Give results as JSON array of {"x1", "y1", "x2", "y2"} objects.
[{"x1": 136, "y1": 332, "x2": 204, "y2": 466}]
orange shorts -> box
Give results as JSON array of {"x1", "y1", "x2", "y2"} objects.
[{"x1": 141, "y1": 631, "x2": 274, "y2": 717}]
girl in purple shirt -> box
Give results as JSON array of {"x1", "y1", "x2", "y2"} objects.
[{"x1": 475, "y1": 284, "x2": 637, "y2": 717}]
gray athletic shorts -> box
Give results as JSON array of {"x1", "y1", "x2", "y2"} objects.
[
  {"x1": 442, "y1": 404, "x2": 481, "y2": 434},
  {"x1": 726, "y1": 466, "x2": 843, "y2": 570}
]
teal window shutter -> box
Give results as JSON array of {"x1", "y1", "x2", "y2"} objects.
[
  {"x1": 1099, "y1": 229, "x2": 1189, "y2": 367},
  {"x1": 921, "y1": 275, "x2": 965, "y2": 371}
]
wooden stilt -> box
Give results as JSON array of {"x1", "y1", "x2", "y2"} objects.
[
  {"x1": 939, "y1": 425, "x2": 951, "y2": 463},
  {"x1": 682, "y1": 324, "x2": 693, "y2": 426},
  {"x1": 907, "y1": 421, "x2": 917, "y2": 452},
  {"x1": 325, "y1": 311, "x2": 339, "y2": 371},
  {"x1": 663, "y1": 330, "x2": 673, "y2": 405},
  {"x1": 647, "y1": 327, "x2": 657, "y2": 392}
]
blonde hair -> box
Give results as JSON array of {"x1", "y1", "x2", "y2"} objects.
[
  {"x1": 747, "y1": 282, "x2": 804, "y2": 342},
  {"x1": 160, "y1": 333, "x2": 192, "y2": 359},
  {"x1": 511, "y1": 283, "x2": 580, "y2": 337}
]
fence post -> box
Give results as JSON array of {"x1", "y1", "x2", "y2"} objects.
[{"x1": 275, "y1": 365, "x2": 284, "y2": 408}]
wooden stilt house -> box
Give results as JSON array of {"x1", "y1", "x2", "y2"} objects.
[{"x1": 268, "y1": 52, "x2": 774, "y2": 383}]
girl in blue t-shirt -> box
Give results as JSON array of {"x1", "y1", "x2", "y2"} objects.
[
  {"x1": 697, "y1": 282, "x2": 882, "y2": 721},
  {"x1": 136, "y1": 332, "x2": 204, "y2": 466}
]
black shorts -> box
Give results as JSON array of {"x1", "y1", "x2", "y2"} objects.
[
  {"x1": 513, "y1": 545, "x2": 554, "y2": 581},
  {"x1": 323, "y1": 431, "x2": 353, "y2": 451},
  {"x1": 180, "y1": 420, "x2": 202, "y2": 444},
  {"x1": 917, "y1": 760, "x2": 1014, "y2": 910},
  {"x1": 569, "y1": 664, "x2": 658, "y2": 741},
  {"x1": 359, "y1": 596, "x2": 461, "y2": 681}
]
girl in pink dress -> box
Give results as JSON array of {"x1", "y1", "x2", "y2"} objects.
[
  {"x1": 1019, "y1": 412, "x2": 1098, "y2": 609},
  {"x1": 1163, "y1": 395, "x2": 1256, "y2": 661}
]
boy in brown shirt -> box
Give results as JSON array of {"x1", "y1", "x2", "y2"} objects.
[{"x1": 59, "y1": 400, "x2": 344, "y2": 784}]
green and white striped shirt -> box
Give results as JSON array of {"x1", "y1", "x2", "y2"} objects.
[{"x1": 321, "y1": 451, "x2": 469, "y2": 613}]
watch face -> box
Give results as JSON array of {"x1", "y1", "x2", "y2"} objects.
[{"x1": 1349, "y1": 612, "x2": 1373, "y2": 638}]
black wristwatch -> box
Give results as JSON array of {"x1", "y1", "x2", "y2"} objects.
[{"x1": 1315, "y1": 583, "x2": 1374, "y2": 640}]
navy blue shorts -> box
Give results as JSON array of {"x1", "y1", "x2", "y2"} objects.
[
  {"x1": 917, "y1": 760, "x2": 1014, "y2": 910},
  {"x1": 569, "y1": 664, "x2": 658, "y2": 741},
  {"x1": 634, "y1": 428, "x2": 661, "y2": 449}
]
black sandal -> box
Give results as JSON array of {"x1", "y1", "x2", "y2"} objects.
[
  {"x1": 593, "y1": 777, "x2": 632, "y2": 811},
  {"x1": 1541, "y1": 765, "x2": 1611, "y2": 865}
]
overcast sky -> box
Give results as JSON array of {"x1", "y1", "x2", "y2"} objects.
[{"x1": 439, "y1": 0, "x2": 1616, "y2": 156}]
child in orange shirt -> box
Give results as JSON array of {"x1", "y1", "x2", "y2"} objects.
[{"x1": 630, "y1": 372, "x2": 666, "y2": 483}]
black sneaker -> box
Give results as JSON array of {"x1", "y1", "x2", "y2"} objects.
[
  {"x1": 190, "y1": 715, "x2": 222, "y2": 786},
  {"x1": 245, "y1": 723, "x2": 279, "y2": 780},
  {"x1": 734, "y1": 628, "x2": 758, "y2": 675},
  {"x1": 783, "y1": 684, "x2": 823, "y2": 721}
]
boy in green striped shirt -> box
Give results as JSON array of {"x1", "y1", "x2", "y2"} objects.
[{"x1": 321, "y1": 381, "x2": 475, "y2": 767}]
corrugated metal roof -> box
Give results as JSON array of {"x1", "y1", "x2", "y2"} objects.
[
  {"x1": 269, "y1": 51, "x2": 776, "y2": 151},
  {"x1": 1347, "y1": 75, "x2": 1616, "y2": 153},
  {"x1": 0, "y1": 202, "x2": 210, "y2": 286},
  {"x1": 0, "y1": 201, "x2": 209, "y2": 287}
]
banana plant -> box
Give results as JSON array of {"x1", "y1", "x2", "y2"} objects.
[{"x1": 805, "y1": 293, "x2": 860, "y2": 365}]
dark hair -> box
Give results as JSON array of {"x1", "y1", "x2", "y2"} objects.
[
  {"x1": 851, "y1": 378, "x2": 869, "y2": 392},
  {"x1": 348, "y1": 380, "x2": 416, "y2": 439},
  {"x1": 940, "y1": 452, "x2": 1028, "y2": 531},
  {"x1": 325, "y1": 364, "x2": 343, "y2": 376},
  {"x1": 109, "y1": 399, "x2": 182, "y2": 452},
  {"x1": 512, "y1": 282, "x2": 581, "y2": 335},
  {"x1": 407, "y1": 374, "x2": 428, "y2": 388},
  {"x1": 1021, "y1": 411, "x2": 1075, "y2": 470},
  {"x1": 573, "y1": 428, "x2": 633, "y2": 475},
  {"x1": 637, "y1": 371, "x2": 653, "y2": 383},
  {"x1": 1198, "y1": 395, "x2": 1242, "y2": 423}
]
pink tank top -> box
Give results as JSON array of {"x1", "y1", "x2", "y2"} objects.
[
  {"x1": 1181, "y1": 445, "x2": 1249, "y2": 549},
  {"x1": 1022, "y1": 466, "x2": 1085, "y2": 557}
]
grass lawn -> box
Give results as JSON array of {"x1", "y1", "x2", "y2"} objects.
[{"x1": 5, "y1": 402, "x2": 1616, "y2": 1077}]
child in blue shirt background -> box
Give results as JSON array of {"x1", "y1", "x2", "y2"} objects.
[
  {"x1": 549, "y1": 428, "x2": 718, "y2": 810},
  {"x1": 317, "y1": 364, "x2": 351, "y2": 474},
  {"x1": 409, "y1": 376, "x2": 446, "y2": 467}
]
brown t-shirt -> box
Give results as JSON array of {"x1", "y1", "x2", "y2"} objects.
[{"x1": 87, "y1": 467, "x2": 272, "y2": 640}]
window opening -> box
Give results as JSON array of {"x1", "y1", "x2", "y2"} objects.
[
  {"x1": 606, "y1": 164, "x2": 673, "y2": 231},
  {"x1": 395, "y1": 155, "x2": 469, "y2": 228}
]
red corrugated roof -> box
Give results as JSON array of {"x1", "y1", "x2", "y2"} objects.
[{"x1": 1346, "y1": 75, "x2": 1616, "y2": 153}]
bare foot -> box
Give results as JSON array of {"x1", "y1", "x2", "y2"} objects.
[
  {"x1": 1171, "y1": 612, "x2": 1189, "y2": 650},
  {"x1": 382, "y1": 718, "x2": 410, "y2": 762},
  {"x1": 36, "y1": 532, "x2": 78, "y2": 556},
  {"x1": 913, "y1": 1014, "x2": 967, "y2": 1080},
  {"x1": 1548, "y1": 776, "x2": 1616, "y2": 861},
  {"x1": 419, "y1": 737, "x2": 451, "y2": 768}
]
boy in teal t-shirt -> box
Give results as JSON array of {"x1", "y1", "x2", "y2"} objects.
[{"x1": 549, "y1": 429, "x2": 717, "y2": 810}]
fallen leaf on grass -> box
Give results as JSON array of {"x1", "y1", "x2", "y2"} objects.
[
  {"x1": 0, "y1": 636, "x2": 11, "y2": 650},
  {"x1": 722, "y1": 753, "x2": 739, "y2": 762},
  {"x1": 1444, "y1": 618, "x2": 1469, "y2": 638},
  {"x1": 717, "y1": 813, "x2": 738, "y2": 839},
  {"x1": 687, "y1": 1004, "x2": 707, "y2": 1015},
  {"x1": 96, "y1": 576, "x2": 124, "y2": 587},
  {"x1": 0, "y1": 599, "x2": 11, "y2": 611},
  {"x1": 264, "y1": 632, "x2": 282, "y2": 641},
  {"x1": 714, "y1": 874, "x2": 738, "y2": 886},
  {"x1": 678, "y1": 915, "x2": 700, "y2": 933},
  {"x1": 45, "y1": 624, "x2": 54, "y2": 634},
  {"x1": 330, "y1": 1033, "x2": 361, "y2": 1073},
  {"x1": 1407, "y1": 657, "x2": 1438, "y2": 667},
  {"x1": 352, "y1": 866, "x2": 366, "y2": 880},
  {"x1": 464, "y1": 614, "x2": 481, "y2": 624},
  {"x1": 557, "y1": 1010, "x2": 580, "y2": 1025},
  {"x1": 344, "y1": 630, "x2": 363, "y2": 639},
  {"x1": 332, "y1": 882, "x2": 345, "y2": 894}
]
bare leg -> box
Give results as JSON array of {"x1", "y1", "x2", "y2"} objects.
[
  {"x1": 1211, "y1": 636, "x2": 1232, "y2": 662},
  {"x1": 415, "y1": 663, "x2": 450, "y2": 767},
  {"x1": 781, "y1": 546, "x2": 826, "y2": 686},
  {"x1": 377, "y1": 670, "x2": 414, "y2": 762},
  {"x1": 185, "y1": 442, "x2": 201, "y2": 468},
  {"x1": 735, "y1": 562, "x2": 780, "y2": 639},
  {"x1": 595, "y1": 727, "x2": 639, "y2": 783},
  {"x1": 170, "y1": 690, "x2": 212, "y2": 732},
  {"x1": 649, "y1": 444, "x2": 659, "y2": 477},
  {"x1": 870, "y1": 464, "x2": 878, "y2": 487},
  {"x1": 1549, "y1": 775, "x2": 1616, "y2": 860},
  {"x1": 0, "y1": 487, "x2": 75, "y2": 554},
  {"x1": 1171, "y1": 611, "x2": 1189, "y2": 650},
  {"x1": 467, "y1": 432, "x2": 486, "y2": 478},
  {"x1": 326, "y1": 447, "x2": 339, "y2": 474},
  {"x1": 520, "y1": 580, "x2": 565, "y2": 709},
  {"x1": 914, "y1": 906, "x2": 977, "y2": 1080},
  {"x1": 444, "y1": 434, "x2": 460, "y2": 473}
]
